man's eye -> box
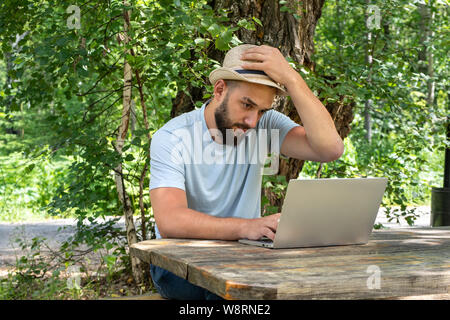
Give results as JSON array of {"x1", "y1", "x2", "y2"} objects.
[{"x1": 243, "y1": 103, "x2": 252, "y2": 109}]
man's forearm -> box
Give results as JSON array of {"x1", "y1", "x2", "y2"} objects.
[
  {"x1": 157, "y1": 207, "x2": 246, "y2": 240},
  {"x1": 286, "y1": 73, "x2": 344, "y2": 157},
  {"x1": 157, "y1": 207, "x2": 280, "y2": 241}
]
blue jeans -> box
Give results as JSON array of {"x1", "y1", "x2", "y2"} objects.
[{"x1": 150, "y1": 264, "x2": 223, "y2": 300}]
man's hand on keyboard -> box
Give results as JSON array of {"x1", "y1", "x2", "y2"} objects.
[{"x1": 239, "y1": 212, "x2": 281, "y2": 241}]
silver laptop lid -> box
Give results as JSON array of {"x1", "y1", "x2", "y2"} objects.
[{"x1": 273, "y1": 178, "x2": 388, "y2": 248}]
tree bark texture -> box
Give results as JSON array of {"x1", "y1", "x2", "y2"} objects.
[
  {"x1": 418, "y1": 2, "x2": 436, "y2": 107},
  {"x1": 364, "y1": 0, "x2": 373, "y2": 144}
]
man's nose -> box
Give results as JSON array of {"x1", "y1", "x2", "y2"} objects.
[{"x1": 243, "y1": 111, "x2": 259, "y2": 128}]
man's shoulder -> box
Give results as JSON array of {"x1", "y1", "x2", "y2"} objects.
[
  {"x1": 153, "y1": 107, "x2": 202, "y2": 140},
  {"x1": 257, "y1": 109, "x2": 280, "y2": 128}
]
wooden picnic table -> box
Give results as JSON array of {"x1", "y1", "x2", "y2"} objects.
[{"x1": 130, "y1": 227, "x2": 450, "y2": 300}]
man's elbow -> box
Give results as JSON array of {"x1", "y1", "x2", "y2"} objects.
[
  {"x1": 153, "y1": 210, "x2": 173, "y2": 239},
  {"x1": 321, "y1": 141, "x2": 344, "y2": 162},
  {"x1": 155, "y1": 217, "x2": 174, "y2": 239},
  {"x1": 157, "y1": 223, "x2": 169, "y2": 238}
]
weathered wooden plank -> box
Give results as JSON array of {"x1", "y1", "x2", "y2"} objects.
[
  {"x1": 130, "y1": 239, "x2": 236, "y2": 279},
  {"x1": 133, "y1": 240, "x2": 448, "y2": 267},
  {"x1": 187, "y1": 250, "x2": 450, "y2": 299}
]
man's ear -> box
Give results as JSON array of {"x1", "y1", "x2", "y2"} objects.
[{"x1": 213, "y1": 80, "x2": 227, "y2": 101}]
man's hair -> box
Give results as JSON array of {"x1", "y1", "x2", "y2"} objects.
[{"x1": 224, "y1": 79, "x2": 242, "y2": 92}]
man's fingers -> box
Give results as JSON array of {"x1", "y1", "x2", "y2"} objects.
[
  {"x1": 275, "y1": 213, "x2": 281, "y2": 227},
  {"x1": 263, "y1": 228, "x2": 276, "y2": 241},
  {"x1": 266, "y1": 213, "x2": 281, "y2": 233},
  {"x1": 273, "y1": 212, "x2": 281, "y2": 221},
  {"x1": 241, "y1": 52, "x2": 266, "y2": 62},
  {"x1": 241, "y1": 61, "x2": 265, "y2": 70},
  {"x1": 273, "y1": 213, "x2": 281, "y2": 231},
  {"x1": 243, "y1": 45, "x2": 273, "y2": 54},
  {"x1": 246, "y1": 213, "x2": 281, "y2": 241}
]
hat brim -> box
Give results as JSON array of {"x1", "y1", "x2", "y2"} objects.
[{"x1": 209, "y1": 67, "x2": 288, "y2": 97}]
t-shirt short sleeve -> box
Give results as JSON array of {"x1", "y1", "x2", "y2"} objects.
[
  {"x1": 259, "y1": 110, "x2": 300, "y2": 155},
  {"x1": 149, "y1": 129, "x2": 186, "y2": 191}
]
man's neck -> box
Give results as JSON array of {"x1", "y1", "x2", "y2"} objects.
[{"x1": 204, "y1": 98, "x2": 218, "y2": 131}]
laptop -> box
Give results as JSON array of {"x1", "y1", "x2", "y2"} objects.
[{"x1": 239, "y1": 178, "x2": 388, "y2": 249}]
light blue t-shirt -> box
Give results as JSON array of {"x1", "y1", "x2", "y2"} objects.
[{"x1": 149, "y1": 100, "x2": 300, "y2": 238}]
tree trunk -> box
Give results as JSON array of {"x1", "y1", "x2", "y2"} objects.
[
  {"x1": 418, "y1": 2, "x2": 436, "y2": 107},
  {"x1": 177, "y1": 0, "x2": 355, "y2": 212},
  {"x1": 364, "y1": 0, "x2": 373, "y2": 144},
  {"x1": 379, "y1": 6, "x2": 390, "y2": 114},
  {"x1": 113, "y1": 3, "x2": 145, "y2": 285},
  {"x1": 335, "y1": 0, "x2": 343, "y2": 67},
  {"x1": 4, "y1": 32, "x2": 28, "y2": 137},
  {"x1": 444, "y1": 113, "x2": 450, "y2": 189}
]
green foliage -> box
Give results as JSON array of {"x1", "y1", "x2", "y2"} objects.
[
  {"x1": 0, "y1": 0, "x2": 232, "y2": 223},
  {"x1": 262, "y1": 174, "x2": 288, "y2": 216},
  {"x1": 0, "y1": 147, "x2": 73, "y2": 222}
]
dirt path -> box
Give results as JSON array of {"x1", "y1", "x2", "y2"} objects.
[
  {"x1": 0, "y1": 218, "x2": 128, "y2": 275},
  {"x1": 0, "y1": 219, "x2": 75, "y2": 267}
]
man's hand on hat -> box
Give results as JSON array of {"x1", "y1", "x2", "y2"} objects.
[{"x1": 240, "y1": 45, "x2": 300, "y2": 90}]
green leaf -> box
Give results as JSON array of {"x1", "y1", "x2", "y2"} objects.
[
  {"x1": 24, "y1": 164, "x2": 36, "y2": 174},
  {"x1": 180, "y1": 49, "x2": 191, "y2": 60},
  {"x1": 194, "y1": 38, "x2": 206, "y2": 45},
  {"x1": 131, "y1": 137, "x2": 141, "y2": 146},
  {"x1": 215, "y1": 28, "x2": 233, "y2": 50},
  {"x1": 207, "y1": 23, "x2": 221, "y2": 37},
  {"x1": 252, "y1": 17, "x2": 263, "y2": 26}
]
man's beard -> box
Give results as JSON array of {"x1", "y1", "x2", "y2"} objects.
[{"x1": 214, "y1": 93, "x2": 250, "y2": 146}]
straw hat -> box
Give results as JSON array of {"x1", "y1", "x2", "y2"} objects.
[{"x1": 208, "y1": 44, "x2": 288, "y2": 96}]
